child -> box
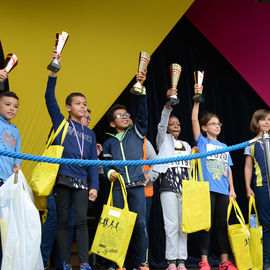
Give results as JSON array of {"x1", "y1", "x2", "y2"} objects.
[
  {"x1": 244, "y1": 109, "x2": 270, "y2": 269},
  {"x1": 0, "y1": 90, "x2": 21, "y2": 265},
  {"x1": 102, "y1": 68, "x2": 148, "y2": 270},
  {"x1": 45, "y1": 51, "x2": 99, "y2": 270},
  {"x1": 192, "y1": 84, "x2": 237, "y2": 270},
  {"x1": 0, "y1": 91, "x2": 21, "y2": 183},
  {"x1": 152, "y1": 88, "x2": 192, "y2": 270}
]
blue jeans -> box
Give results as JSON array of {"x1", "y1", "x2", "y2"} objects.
[
  {"x1": 41, "y1": 191, "x2": 75, "y2": 268},
  {"x1": 113, "y1": 186, "x2": 147, "y2": 265},
  {"x1": 254, "y1": 186, "x2": 270, "y2": 265}
]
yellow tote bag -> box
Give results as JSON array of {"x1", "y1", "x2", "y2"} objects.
[
  {"x1": 248, "y1": 195, "x2": 263, "y2": 270},
  {"x1": 30, "y1": 119, "x2": 69, "y2": 196},
  {"x1": 182, "y1": 158, "x2": 211, "y2": 233},
  {"x1": 227, "y1": 198, "x2": 253, "y2": 270},
  {"x1": 90, "y1": 173, "x2": 137, "y2": 268}
]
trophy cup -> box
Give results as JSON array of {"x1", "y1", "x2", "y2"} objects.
[
  {"x1": 168, "y1": 63, "x2": 181, "y2": 105},
  {"x1": 193, "y1": 70, "x2": 205, "y2": 103},
  {"x1": 47, "y1": 31, "x2": 69, "y2": 73},
  {"x1": 130, "y1": 51, "x2": 150, "y2": 95},
  {"x1": 0, "y1": 54, "x2": 18, "y2": 91}
]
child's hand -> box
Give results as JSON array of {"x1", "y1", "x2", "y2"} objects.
[
  {"x1": 89, "y1": 189, "x2": 98, "y2": 201},
  {"x1": 144, "y1": 174, "x2": 150, "y2": 185},
  {"x1": 0, "y1": 69, "x2": 8, "y2": 79},
  {"x1": 194, "y1": 84, "x2": 203, "y2": 94},
  {"x1": 136, "y1": 67, "x2": 147, "y2": 86},
  {"x1": 12, "y1": 164, "x2": 20, "y2": 173},
  {"x1": 50, "y1": 49, "x2": 61, "y2": 77},
  {"x1": 246, "y1": 187, "x2": 255, "y2": 199},
  {"x1": 96, "y1": 143, "x2": 103, "y2": 157},
  {"x1": 109, "y1": 172, "x2": 118, "y2": 182},
  {"x1": 51, "y1": 49, "x2": 61, "y2": 63},
  {"x1": 192, "y1": 146, "x2": 200, "y2": 154},
  {"x1": 166, "y1": 88, "x2": 177, "y2": 99},
  {"x1": 229, "y1": 189, "x2": 237, "y2": 200}
]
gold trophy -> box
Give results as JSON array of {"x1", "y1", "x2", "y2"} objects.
[
  {"x1": 193, "y1": 70, "x2": 205, "y2": 103},
  {"x1": 0, "y1": 54, "x2": 18, "y2": 91},
  {"x1": 47, "y1": 31, "x2": 69, "y2": 73},
  {"x1": 168, "y1": 63, "x2": 181, "y2": 105},
  {"x1": 130, "y1": 51, "x2": 150, "y2": 95}
]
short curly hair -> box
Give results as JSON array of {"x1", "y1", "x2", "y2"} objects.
[{"x1": 106, "y1": 104, "x2": 127, "y2": 122}]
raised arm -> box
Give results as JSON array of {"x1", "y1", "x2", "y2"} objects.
[
  {"x1": 45, "y1": 51, "x2": 64, "y2": 128},
  {"x1": 134, "y1": 68, "x2": 148, "y2": 137},
  {"x1": 156, "y1": 89, "x2": 175, "y2": 150},
  {"x1": 192, "y1": 84, "x2": 203, "y2": 141}
]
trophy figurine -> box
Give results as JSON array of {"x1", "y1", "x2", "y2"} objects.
[
  {"x1": 193, "y1": 70, "x2": 205, "y2": 103},
  {"x1": 0, "y1": 54, "x2": 18, "y2": 91},
  {"x1": 130, "y1": 51, "x2": 150, "y2": 95},
  {"x1": 168, "y1": 63, "x2": 181, "y2": 105},
  {"x1": 47, "y1": 31, "x2": 69, "y2": 73}
]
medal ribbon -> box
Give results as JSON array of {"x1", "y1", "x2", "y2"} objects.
[{"x1": 70, "y1": 120, "x2": 84, "y2": 159}]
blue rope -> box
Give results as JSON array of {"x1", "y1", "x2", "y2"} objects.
[{"x1": 0, "y1": 140, "x2": 250, "y2": 167}]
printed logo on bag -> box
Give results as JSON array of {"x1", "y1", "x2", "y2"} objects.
[{"x1": 99, "y1": 216, "x2": 119, "y2": 230}]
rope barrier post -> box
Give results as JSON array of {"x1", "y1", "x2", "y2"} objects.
[{"x1": 262, "y1": 132, "x2": 270, "y2": 199}]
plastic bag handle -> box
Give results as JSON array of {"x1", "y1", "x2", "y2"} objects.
[
  {"x1": 227, "y1": 198, "x2": 246, "y2": 226},
  {"x1": 107, "y1": 173, "x2": 130, "y2": 211},
  {"x1": 248, "y1": 195, "x2": 260, "y2": 226}
]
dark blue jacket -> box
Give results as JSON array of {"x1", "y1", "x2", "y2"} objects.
[
  {"x1": 45, "y1": 76, "x2": 99, "y2": 190},
  {"x1": 103, "y1": 94, "x2": 148, "y2": 184}
]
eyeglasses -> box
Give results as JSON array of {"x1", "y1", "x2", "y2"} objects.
[
  {"x1": 207, "y1": 122, "x2": 222, "y2": 127},
  {"x1": 114, "y1": 112, "x2": 131, "y2": 119}
]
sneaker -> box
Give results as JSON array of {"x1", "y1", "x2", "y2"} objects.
[
  {"x1": 219, "y1": 261, "x2": 237, "y2": 270},
  {"x1": 166, "y1": 264, "x2": 177, "y2": 270},
  {"x1": 80, "y1": 263, "x2": 92, "y2": 270},
  {"x1": 199, "y1": 261, "x2": 211, "y2": 270},
  {"x1": 63, "y1": 263, "x2": 73, "y2": 270},
  {"x1": 177, "y1": 264, "x2": 187, "y2": 270}
]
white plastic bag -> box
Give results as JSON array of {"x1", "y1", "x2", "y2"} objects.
[{"x1": 0, "y1": 170, "x2": 43, "y2": 270}]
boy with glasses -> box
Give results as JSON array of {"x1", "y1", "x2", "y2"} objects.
[{"x1": 103, "y1": 68, "x2": 149, "y2": 270}]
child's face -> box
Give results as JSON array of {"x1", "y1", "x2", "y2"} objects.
[
  {"x1": 258, "y1": 113, "x2": 270, "y2": 134},
  {"x1": 0, "y1": 96, "x2": 19, "y2": 122},
  {"x1": 167, "y1": 116, "x2": 181, "y2": 139},
  {"x1": 66, "y1": 96, "x2": 87, "y2": 121},
  {"x1": 81, "y1": 111, "x2": 91, "y2": 127},
  {"x1": 110, "y1": 109, "x2": 131, "y2": 132},
  {"x1": 202, "y1": 117, "x2": 221, "y2": 138}
]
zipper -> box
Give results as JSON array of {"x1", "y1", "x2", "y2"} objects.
[{"x1": 106, "y1": 127, "x2": 131, "y2": 184}]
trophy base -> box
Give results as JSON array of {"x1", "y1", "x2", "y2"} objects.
[
  {"x1": 47, "y1": 61, "x2": 61, "y2": 73},
  {"x1": 0, "y1": 79, "x2": 5, "y2": 92},
  {"x1": 193, "y1": 93, "x2": 205, "y2": 103},
  {"x1": 130, "y1": 86, "x2": 143, "y2": 95},
  {"x1": 167, "y1": 96, "x2": 179, "y2": 106}
]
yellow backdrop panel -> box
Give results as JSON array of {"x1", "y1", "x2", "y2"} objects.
[{"x1": 1, "y1": 0, "x2": 194, "y2": 178}]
